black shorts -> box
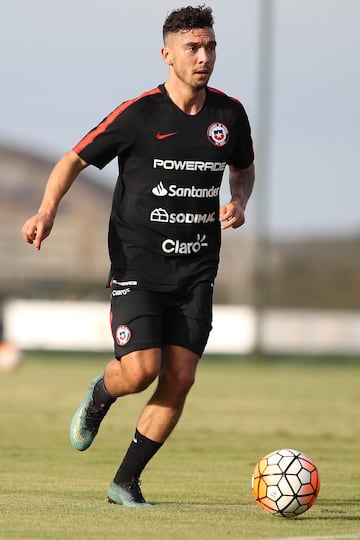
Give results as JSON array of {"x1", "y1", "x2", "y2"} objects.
[{"x1": 110, "y1": 280, "x2": 214, "y2": 359}]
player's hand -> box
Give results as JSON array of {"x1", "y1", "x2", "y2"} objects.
[
  {"x1": 21, "y1": 212, "x2": 55, "y2": 250},
  {"x1": 220, "y1": 201, "x2": 245, "y2": 229}
]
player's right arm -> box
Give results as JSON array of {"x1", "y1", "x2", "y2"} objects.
[{"x1": 22, "y1": 150, "x2": 88, "y2": 250}]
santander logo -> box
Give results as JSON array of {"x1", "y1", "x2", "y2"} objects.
[
  {"x1": 152, "y1": 181, "x2": 168, "y2": 196},
  {"x1": 152, "y1": 181, "x2": 220, "y2": 199}
]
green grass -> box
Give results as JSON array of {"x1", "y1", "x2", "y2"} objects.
[{"x1": 1, "y1": 353, "x2": 360, "y2": 540}]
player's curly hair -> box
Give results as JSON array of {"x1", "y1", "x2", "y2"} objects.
[{"x1": 163, "y1": 5, "x2": 214, "y2": 41}]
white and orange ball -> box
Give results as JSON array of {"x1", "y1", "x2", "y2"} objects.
[{"x1": 252, "y1": 448, "x2": 320, "y2": 518}]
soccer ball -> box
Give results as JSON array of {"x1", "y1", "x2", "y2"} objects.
[{"x1": 252, "y1": 448, "x2": 320, "y2": 518}]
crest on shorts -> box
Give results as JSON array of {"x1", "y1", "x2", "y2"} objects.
[
  {"x1": 115, "y1": 324, "x2": 132, "y2": 346},
  {"x1": 207, "y1": 122, "x2": 229, "y2": 147}
]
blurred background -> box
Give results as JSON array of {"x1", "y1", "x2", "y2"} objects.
[{"x1": 1, "y1": 0, "x2": 360, "y2": 359}]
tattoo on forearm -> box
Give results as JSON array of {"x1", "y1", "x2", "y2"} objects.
[{"x1": 229, "y1": 164, "x2": 255, "y2": 209}]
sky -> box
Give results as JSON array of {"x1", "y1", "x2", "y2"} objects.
[{"x1": 1, "y1": 0, "x2": 359, "y2": 239}]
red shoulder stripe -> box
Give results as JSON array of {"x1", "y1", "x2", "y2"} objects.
[
  {"x1": 208, "y1": 86, "x2": 241, "y2": 105},
  {"x1": 73, "y1": 87, "x2": 161, "y2": 154}
]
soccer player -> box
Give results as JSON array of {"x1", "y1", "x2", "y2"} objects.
[{"x1": 22, "y1": 5, "x2": 255, "y2": 506}]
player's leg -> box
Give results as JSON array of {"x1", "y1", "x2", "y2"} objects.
[
  {"x1": 136, "y1": 344, "x2": 200, "y2": 441},
  {"x1": 70, "y1": 287, "x2": 163, "y2": 452},
  {"x1": 104, "y1": 348, "x2": 162, "y2": 396},
  {"x1": 108, "y1": 345, "x2": 199, "y2": 506},
  {"x1": 69, "y1": 349, "x2": 162, "y2": 451},
  {"x1": 108, "y1": 282, "x2": 213, "y2": 506}
]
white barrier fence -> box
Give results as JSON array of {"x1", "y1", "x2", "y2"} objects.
[{"x1": 3, "y1": 299, "x2": 360, "y2": 355}]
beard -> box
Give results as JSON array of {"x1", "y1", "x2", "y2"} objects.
[
  {"x1": 172, "y1": 64, "x2": 213, "y2": 91},
  {"x1": 191, "y1": 78, "x2": 209, "y2": 91}
]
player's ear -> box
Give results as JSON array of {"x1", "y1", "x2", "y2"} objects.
[{"x1": 161, "y1": 46, "x2": 173, "y2": 66}]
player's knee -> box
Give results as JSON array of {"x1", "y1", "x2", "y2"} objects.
[
  {"x1": 181, "y1": 371, "x2": 196, "y2": 393},
  {"x1": 168, "y1": 369, "x2": 196, "y2": 395},
  {"x1": 130, "y1": 368, "x2": 158, "y2": 393},
  {"x1": 104, "y1": 361, "x2": 158, "y2": 395}
]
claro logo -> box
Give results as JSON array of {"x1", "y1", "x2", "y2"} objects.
[
  {"x1": 112, "y1": 288, "x2": 131, "y2": 296},
  {"x1": 153, "y1": 159, "x2": 226, "y2": 172},
  {"x1": 162, "y1": 234, "x2": 208, "y2": 254}
]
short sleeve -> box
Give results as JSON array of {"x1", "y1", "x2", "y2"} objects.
[
  {"x1": 228, "y1": 104, "x2": 254, "y2": 169},
  {"x1": 72, "y1": 102, "x2": 137, "y2": 170}
]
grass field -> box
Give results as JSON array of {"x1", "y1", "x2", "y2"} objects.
[{"x1": 1, "y1": 352, "x2": 360, "y2": 540}]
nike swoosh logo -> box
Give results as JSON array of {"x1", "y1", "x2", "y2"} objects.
[{"x1": 156, "y1": 131, "x2": 178, "y2": 140}]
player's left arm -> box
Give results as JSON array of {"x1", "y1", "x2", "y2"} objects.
[{"x1": 220, "y1": 162, "x2": 255, "y2": 229}]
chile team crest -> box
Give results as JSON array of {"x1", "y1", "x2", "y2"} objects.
[
  {"x1": 115, "y1": 324, "x2": 132, "y2": 346},
  {"x1": 207, "y1": 122, "x2": 229, "y2": 147}
]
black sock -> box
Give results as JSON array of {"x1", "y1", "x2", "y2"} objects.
[
  {"x1": 113, "y1": 429, "x2": 163, "y2": 484},
  {"x1": 92, "y1": 377, "x2": 117, "y2": 409}
]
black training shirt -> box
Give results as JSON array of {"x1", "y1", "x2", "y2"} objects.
[{"x1": 73, "y1": 84, "x2": 254, "y2": 291}]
